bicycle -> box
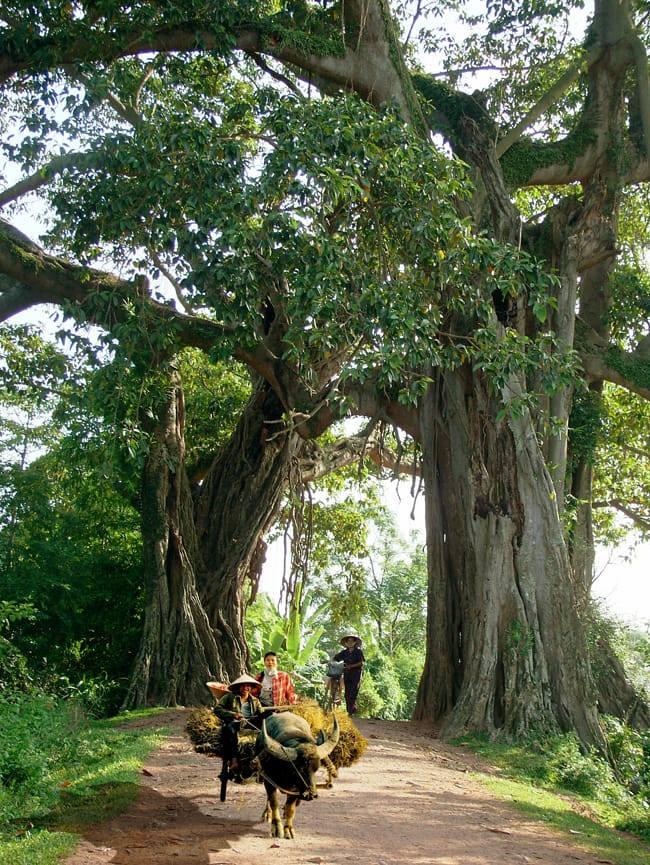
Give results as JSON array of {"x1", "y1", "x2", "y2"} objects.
[{"x1": 322, "y1": 659, "x2": 345, "y2": 712}]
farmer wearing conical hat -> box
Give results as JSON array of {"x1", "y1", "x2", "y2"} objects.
[
  {"x1": 334, "y1": 633, "x2": 365, "y2": 716},
  {"x1": 214, "y1": 674, "x2": 263, "y2": 773}
]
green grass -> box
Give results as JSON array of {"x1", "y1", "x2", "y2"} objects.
[
  {"x1": 455, "y1": 734, "x2": 650, "y2": 865},
  {"x1": 0, "y1": 701, "x2": 168, "y2": 865}
]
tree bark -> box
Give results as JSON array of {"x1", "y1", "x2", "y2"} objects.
[
  {"x1": 415, "y1": 369, "x2": 602, "y2": 745},
  {"x1": 123, "y1": 368, "x2": 223, "y2": 709},
  {"x1": 195, "y1": 379, "x2": 304, "y2": 676},
  {"x1": 414, "y1": 375, "x2": 456, "y2": 723}
]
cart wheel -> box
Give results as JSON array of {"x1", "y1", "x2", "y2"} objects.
[{"x1": 219, "y1": 760, "x2": 228, "y2": 802}]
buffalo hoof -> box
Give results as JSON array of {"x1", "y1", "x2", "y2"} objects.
[{"x1": 284, "y1": 825, "x2": 295, "y2": 839}]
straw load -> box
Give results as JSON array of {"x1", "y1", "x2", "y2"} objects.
[
  {"x1": 185, "y1": 700, "x2": 367, "y2": 769},
  {"x1": 291, "y1": 701, "x2": 367, "y2": 768},
  {"x1": 185, "y1": 707, "x2": 258, "y2": 762}
]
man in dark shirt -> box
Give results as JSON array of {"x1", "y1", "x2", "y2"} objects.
[
  {"x1": 214, "y1": 674, "x2": 263, "y2": 772},
  {"x1": 334, "y1": 633, "x2": 365, "y2": 715}
]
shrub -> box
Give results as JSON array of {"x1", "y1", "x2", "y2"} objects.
[
  {"x1": 365, "y1": 656, "x2": 406, "y2": 719},
  {"x1": 54, "y1": 673, "x2": 126, "y2": 718},
  {"x1": 545, "y1": 733, "x2": 617, "y2": 797},
  {"x1": 393, "y1": 648, "x2": 424, "y2": 718},
  {"x1": 600, "y1": 715, "x2": 646, "y2": 787},
  {"x1": 0, "y1": 637, "x2": 33, "y2": 696},
  {"x1": 0, "y1": 603, "x2": 35, "y2": 696},
  {"x1": 0, "y1": 692, "x2": 81, "y2": 829},
  {"x1": 356, "y1": 671, "x2": 384, "y2": 717}
]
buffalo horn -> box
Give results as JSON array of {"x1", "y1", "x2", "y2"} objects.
[
  {"x1": 261, "y1": 718, "x2": 298, "y2": 762},
  {"x1": 315, "y1": 714, "x2": 340, "y2": 760}
]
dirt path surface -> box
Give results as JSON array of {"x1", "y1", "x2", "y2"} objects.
[{"x1": 64, "y1": 710, "x2": 621, "y2": 865}]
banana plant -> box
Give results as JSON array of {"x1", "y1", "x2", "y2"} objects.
[{"x1": 249, "y1": 583, "x2": 326, "y2": 671}]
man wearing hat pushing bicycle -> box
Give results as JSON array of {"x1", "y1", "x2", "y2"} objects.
[{"x1": 334, "y1": 633, "x2": 365, "y2": 715}]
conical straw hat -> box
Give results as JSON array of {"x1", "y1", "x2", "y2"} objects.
[{"x1": 227, "y1": 674, "x2": 262, "y2": 693}]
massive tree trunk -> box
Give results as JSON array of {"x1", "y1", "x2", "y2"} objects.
[
  {"x1": 124, "y1": 375, "x2": 304, "y2": 707},
  {"x1": 412, "y1": 121, "x2": 600, "y2": 742},
  {"x1": 123, "y1": 368, "x2": 223, "y2": 708},
  {"x1": 414, "y1": 369, "x2": 602, "y2": 745},
  {"x1": 195, "y1": 379, "x2": 304, "y2": 676}
]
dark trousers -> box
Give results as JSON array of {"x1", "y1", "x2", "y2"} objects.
[
  {"x1": 221, "y1": 716, "x2": 262, "y2": 761},
  {"x1": 221, "y1": 720, "x2": 241, "y2": 761},
  {"x1": 343, "y1": 672, "x2": 361, "y2": 714}
]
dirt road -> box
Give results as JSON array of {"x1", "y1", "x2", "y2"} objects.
[{"x1": 64, "y1": 710, "x2": 621, "y2": 865}]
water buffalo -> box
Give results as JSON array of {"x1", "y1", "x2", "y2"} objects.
[{"x1": 254, "y1": 711, "x2": 339, "y2": 839}]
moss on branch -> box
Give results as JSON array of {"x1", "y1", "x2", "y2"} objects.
[
  {"x1": 410, "y1": 72, "x2": 496, "y2": 146},
  {"x1": 605, "y1": 346, "x2": 650, "y2": 392},
  {"x1": 500, "y1": 124, "x2": 597, "y2": 187},
  {"x1": 409, "y1": 69, "x2": 599, "y2": 188},
  {"x1": 257, "y1": 3, "x2": 346, "y2": 58}
]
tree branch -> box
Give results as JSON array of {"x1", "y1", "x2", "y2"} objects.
[
  {"x1": 581, "y1": 347, "x2": 650, "y2": 402},
  {"x1": 0, "y1": 217, "x2": 235, "y2": 351},
  {"x1": 0, "y1": 275, "x2": 51, "y2": 319},
  {"x1": 0, "y1": 153, "x2": 98, "y2": 207},
  {"x1": 149, "y1": 249, "x2": 195, "y2": 315},
  {"x1": 592, "y1": 498, "x2": 650, "y2": 532},
  {"x1": 0, "y1": 219, "x2": 339, "y2": 415},
  {"x1": 299, "y1": 432, "x2": 421, "y2": 483},
  {"x1": 248, "y1": 53, "x2": 303, "y2": 97},
  {"x1": 496, "y1": 46, "x2": 603, "y2": 158},
  {"x1": 0, "y1": 4, "x2": 424, "y2": 128}
]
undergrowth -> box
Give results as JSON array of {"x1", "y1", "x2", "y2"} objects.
[
  {"x1": 455, "y1": 721, "x2": 650, "y2": 865},
  {"x1": 0, "y1": 693, "x2": 166, "y2": 865}
]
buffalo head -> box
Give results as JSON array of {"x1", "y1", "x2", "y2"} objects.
[{"x1": 260, "y1": 712, "x2": 339, "y2": 800}]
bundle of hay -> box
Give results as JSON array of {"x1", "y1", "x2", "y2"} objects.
[
  {"x1": 290, "y1": 702, "x2": 367, "y2": 768},
  {"x1": 185, "y1": 701, "x2": 367, "y2": 769},
  {"x1": 185, "y1": 708, "x2": 258, "y2": 760},
  {"x1": 185, "y1": 707, "x2": 223, "y2": 755}
]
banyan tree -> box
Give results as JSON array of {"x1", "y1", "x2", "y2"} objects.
[{"x1": 1, "y1": 0, "x2": 649, "y2": 742}]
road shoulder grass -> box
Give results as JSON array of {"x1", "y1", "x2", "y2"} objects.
[
  {"x1": 456, "y1": 735, "x2": 650, "y2": 865},
  {"x1": 0, "y1": 706, "x2": 169, "y2": 865}
]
